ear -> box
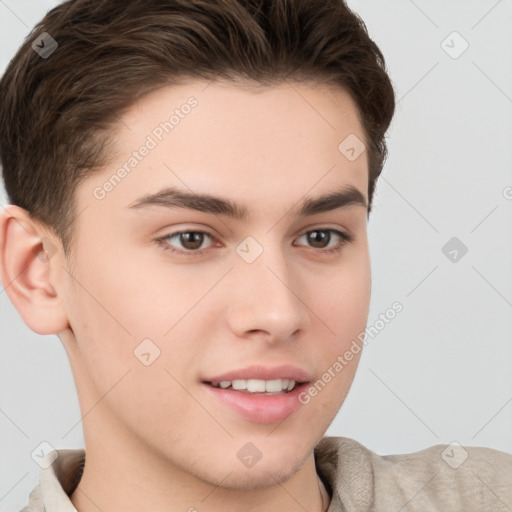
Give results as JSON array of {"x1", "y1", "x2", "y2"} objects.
[{"x1": 0, "y1": 205, "x2": 69, "y2": 335}]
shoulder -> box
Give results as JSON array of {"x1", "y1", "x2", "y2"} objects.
[
  {"x1": 19, "y1": 485, "x2": 43, "y2": 512},
  {"x1": 315, "y1": 436, "x2": 512, "y2": 511},
  {"x1": 20, "y1": 449, "x2": 85, "y2": 512}
]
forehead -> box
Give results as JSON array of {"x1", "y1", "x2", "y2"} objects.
[{"x1": 79, "y1": 79, "x2": 369, "y2": 220}]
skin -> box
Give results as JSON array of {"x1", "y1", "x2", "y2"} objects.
[{"x1": 0, "y1": 79, "x2": 371, "y2": 512}]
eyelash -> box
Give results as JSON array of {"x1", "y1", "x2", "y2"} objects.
[{"x1": 154, "y1": 228, "x2": 354, "y2": 257}]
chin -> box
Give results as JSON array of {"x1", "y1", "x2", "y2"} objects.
[
  {"x1": 215, "y1": 458, "x2": 306, "y2": 490},
  {"x1": 205, "y1": 442, "x2": 309, "y2": 490}
]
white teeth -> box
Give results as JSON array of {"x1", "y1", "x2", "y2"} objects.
[
  {"x1": 265, "y1": 379, "x2": 283, "y2": 392},
  {"x1": 211, "y1": 379, "x2": 297, "y2": 393},
  {"x1": 247, "y1": 379, "x2": 266, "y2": 392},
  {"x1": 232, "y1": 380, "x2": 246, "y2": 390}
]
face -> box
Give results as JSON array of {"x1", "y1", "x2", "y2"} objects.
[{"x1": 56, "y1": 79, "x2": 371, "y2": 488}]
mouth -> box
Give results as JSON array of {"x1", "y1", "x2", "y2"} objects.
[
  {"x1": 201, "y1": 365, "x2": 312, "y2": 424},
  {"x1": 205, "y1": 378, "x2": 300, "y2": 394}
]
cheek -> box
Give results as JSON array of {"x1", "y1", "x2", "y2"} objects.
[
  {"x1": 318, "y1": 253, "x2": 371, "y2": 335},
  {"x1": 64, "y1": 264, "x2": 200, "y2": 432},
  {"x1": 65, "y1": 251, "x2": 211, "y2": 388},
  {"x1": 307, "y1": 251, "x2": 370, "y2": 403}
]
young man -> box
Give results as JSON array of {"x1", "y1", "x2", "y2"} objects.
[{"x1": 0, "y1": 1, "x2": 510, "y2": 511}]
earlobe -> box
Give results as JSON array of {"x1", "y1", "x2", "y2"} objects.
[{"x1": 0, "y1": 205, "x2": 69, "y2": 335}]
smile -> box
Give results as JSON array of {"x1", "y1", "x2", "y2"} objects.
[{"x1": 207, "y1": 378, "x2": 297, "y2": 393}]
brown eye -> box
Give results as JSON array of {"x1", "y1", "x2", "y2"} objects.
[
  {"x1": 157, "y1": 231, "x2": 214, "y2": 254},
  {"x1": 295, "y1": 228, "x2": 353, "y2": 253},
  {"x1": 306, "y1": 230, "x2": 331, "y2": 248},
  {"x1": 179, "y1": 232, "x2": 205, "y2": 250}
]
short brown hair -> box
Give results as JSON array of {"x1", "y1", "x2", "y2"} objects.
[{"x1": 0, "y1": 0, "x2": 395, "y2": 256}]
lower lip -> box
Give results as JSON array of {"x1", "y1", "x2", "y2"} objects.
[{"x1": 202, "y1": 382, "x2": 309, "y2": 424}]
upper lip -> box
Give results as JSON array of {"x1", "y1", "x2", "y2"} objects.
[{"x1": 203, "y1": 364, "x2": 312, "y2": 384}]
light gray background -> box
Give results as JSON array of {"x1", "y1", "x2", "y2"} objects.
[{"x1": 1, "y1": 1, "x2": 511, "y2": 510}]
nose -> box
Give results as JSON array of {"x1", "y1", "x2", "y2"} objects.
[{"x1": 226, "y1": 241, "x2": 312, "y2": 344}]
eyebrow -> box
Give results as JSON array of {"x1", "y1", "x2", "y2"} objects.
[{"x1": 126, "y1": 184, "x2": 367, "y2": 220}]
